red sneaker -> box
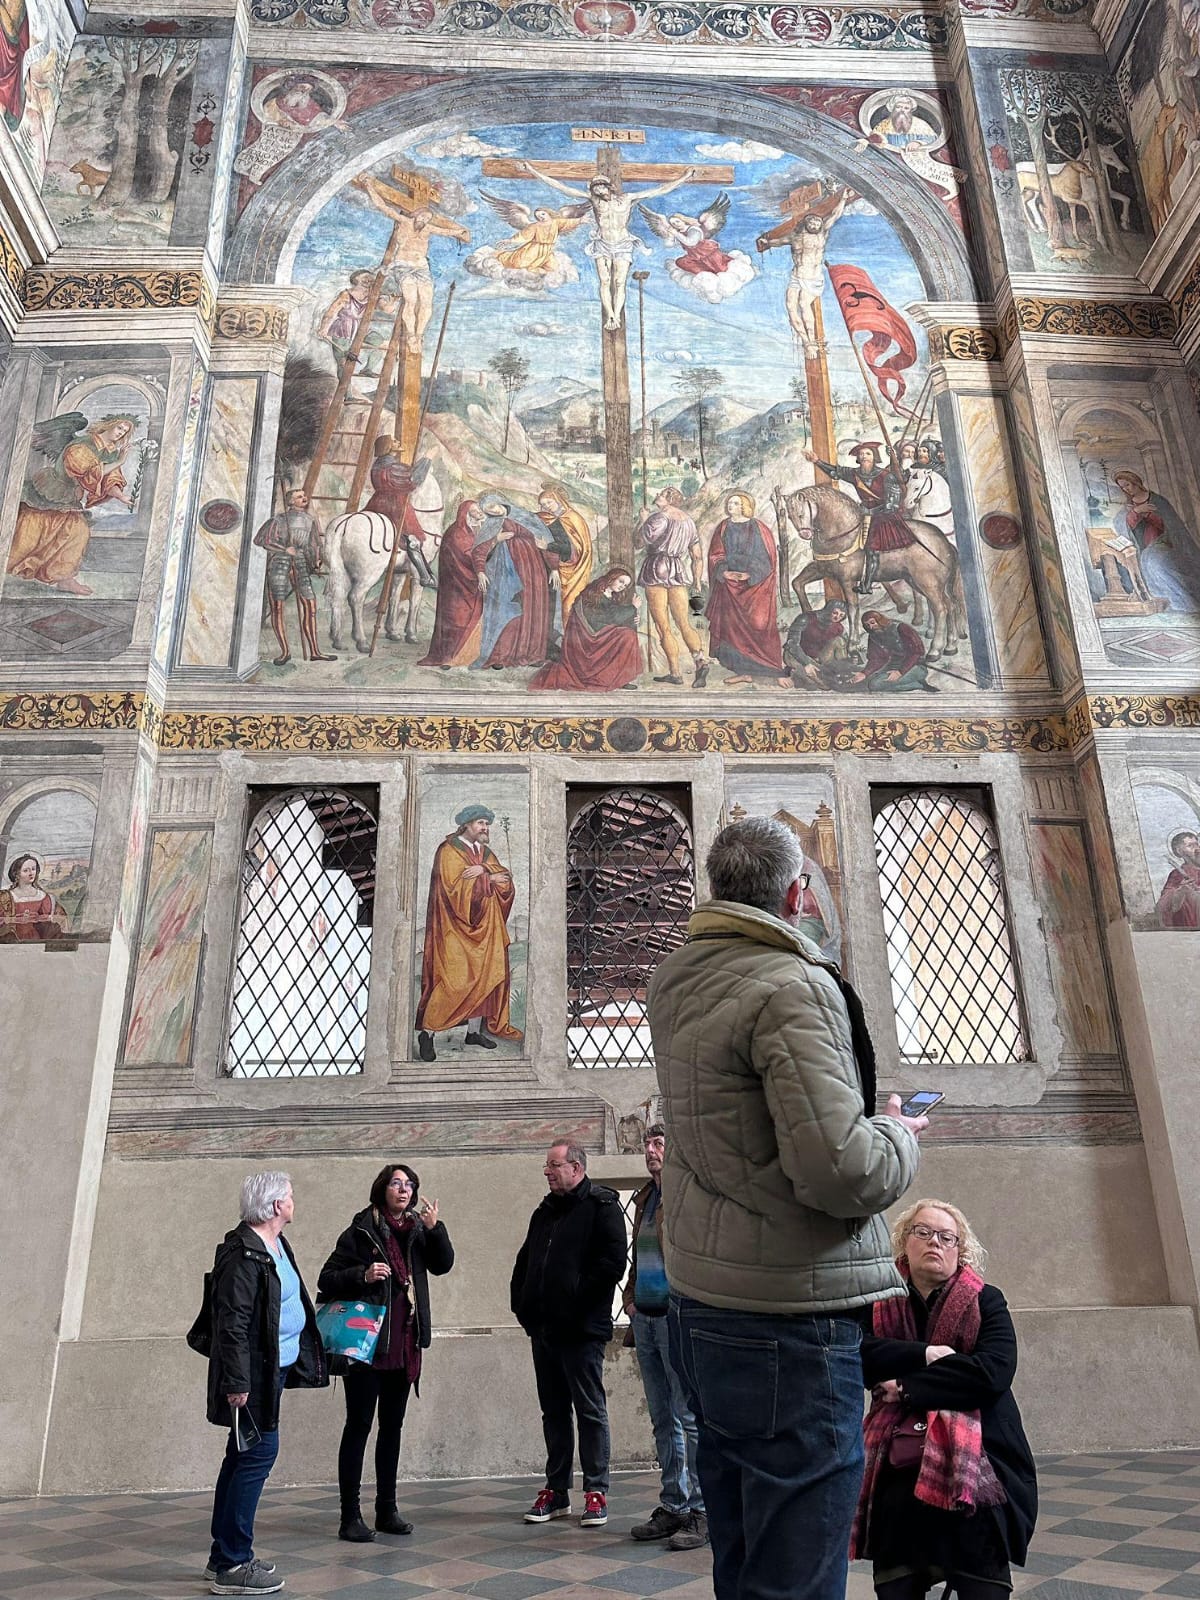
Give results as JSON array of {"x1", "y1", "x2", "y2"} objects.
[
  {"x1": 581, "y1": 1491, "x2": 608, "y2": 1527},
  {"x1": 524, "y1": 1487, "x2": 571, "y2": 1523}
]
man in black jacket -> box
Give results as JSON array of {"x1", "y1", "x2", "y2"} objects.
[
  {"x1": 202, "y1": 1172, "x2": 326, "y2": 1596},
  {"x1": 510, "y1": 1141, "x2": 627, "y2": 1529}
]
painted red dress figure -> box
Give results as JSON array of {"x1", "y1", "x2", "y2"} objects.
[
  {"x1": 705, "y1": 492, "x2": 788, "y2": 686},
  {"x1": 808, "y1": 441, "x2": 913, "y2": 593},
  {"x1": 419, "y1": 500, "x2": 487, "y2": 669},
  {"x1": 529, "y1": 567, "x2": 640, "y2": 691},
  {"x1": 0, "y1": 0, "x2": 29, "y2": 129},
  {"x1": 1157, "y1": 830, "x2": 1200, "y2": 929}
]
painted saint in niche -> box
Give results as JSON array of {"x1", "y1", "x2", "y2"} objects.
[
  {"x1": 234, "y1": 69, "x2": 348, "y2": 187},
  {"x1": 1157, "y1": 829, "x2": 1200, "y2": 928},
  {"x1": 0, "y1": 853, "x2": 64, "y2": 941},
  {"x1": 7, "y1": 412, "x2": 138, "y2": 596},
  {"x1": 1113, "y1": 471, "x2": 1200, "y2": 612},
  {"x1": 415, "y1": 804, "x2": 523, "y2": 1061}
]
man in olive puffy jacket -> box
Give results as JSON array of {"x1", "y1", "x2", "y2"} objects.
[{"x1": 647, "y1": 816, "x2": 926, "y2": 1600}]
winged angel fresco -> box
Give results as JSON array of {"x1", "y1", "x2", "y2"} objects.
[
  {"x1": 464, "y1": 193, "x2": 591, "y2": 291},
  {"x1": 637, "y1": 192, "x2": 756, "y2": 303}
]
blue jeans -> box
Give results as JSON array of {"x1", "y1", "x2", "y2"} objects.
[
  {"x1": 209, "y1": 1369, "x2": 289, "y2": 1571},
  {"x1": 632, "y1": 1310, "x2": 703, "y2": 1514},
  {"x1": 669, "y1": 1296, "x2": 864, "y2": 1600}
]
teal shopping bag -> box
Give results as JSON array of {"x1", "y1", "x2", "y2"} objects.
[{"x1": 315, "y1": 1300, "x2": 386, "y2": 1364}]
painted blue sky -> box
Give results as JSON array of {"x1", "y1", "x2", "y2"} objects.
[{"x1": 293, "y1": 120, "x2": 930, "y2": 417}]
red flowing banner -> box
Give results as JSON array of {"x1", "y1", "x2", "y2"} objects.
[{"x1": 827, "y1": 263, "x2": 918, "y2": 412}]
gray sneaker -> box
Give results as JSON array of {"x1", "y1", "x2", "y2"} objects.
[
  {"x1": 204, "y1": 1561, "x2": 275, "y2": 1582},
  {"x1": 210, "y1": 1558, "x2": 284, "y2": 1594},
  {"x1": 630, "y1": 1506, "x2": 687, "y2": 1541},
  {"x1": 667, "y1": 1510, "x2": 709, "y2": 1551}
]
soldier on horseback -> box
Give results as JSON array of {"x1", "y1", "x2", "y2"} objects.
[{"x1": 803, "y1": 441, "x2": 912, "y2": 595}]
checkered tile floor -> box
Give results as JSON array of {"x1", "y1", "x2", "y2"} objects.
[{"x1": 6, "y1": 1458, "x2": 1200, "y2": 1599}]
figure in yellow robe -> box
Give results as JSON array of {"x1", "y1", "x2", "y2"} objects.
[
  {"x1": 479, "y1": 194, "x2": 589, "y2": 274},
  {"x1": 538, "y1": 484, "x2": 593, "y2": 625},
  {"x1": 415, "y1": 805, "x2": 524, "y2": 1061}
]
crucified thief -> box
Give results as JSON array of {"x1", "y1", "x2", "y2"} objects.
[{"x1": 517, "y1": 161, "x2": 698, "y2": 330}]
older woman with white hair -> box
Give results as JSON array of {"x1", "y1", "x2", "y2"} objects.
[
  {"x1": 850, "y1": 1198, "x2": 1037, "y2": 1600},
  {"x1": 202, "y1": 1171, "x2": 326, "y2": 1596}
]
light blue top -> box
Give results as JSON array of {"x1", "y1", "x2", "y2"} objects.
[{"x1": 271, "y1": 1240, "x2": 305, "y2": 1369}]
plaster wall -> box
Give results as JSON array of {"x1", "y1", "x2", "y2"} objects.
[
  {"x1": 31, "y1": 1137, "x2": 1178, "y2": 1495},
  {"x1": 0, "y1": 942, "x2": 126, "y2": 1498}
]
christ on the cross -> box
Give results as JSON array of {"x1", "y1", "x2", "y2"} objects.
[{"x1": 516, "y1": 159, "x2": 698, "y2": 330}]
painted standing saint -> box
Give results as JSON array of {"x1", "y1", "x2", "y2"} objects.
[
  {"x1": 705, "y1": 490, "x2": 789, "y2": 686},
  {"x1": 415, "y1": 804, "x2": 523, "y2": 1062},
  {"x1": 7, "y1": 412, "x2": 137, "y2": 595}
]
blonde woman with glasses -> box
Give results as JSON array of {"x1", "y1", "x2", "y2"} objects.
[{"x1": 850, "y1": 1198, "x2": 1037, "y2": 1600}]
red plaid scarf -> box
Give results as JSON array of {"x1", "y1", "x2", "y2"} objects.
[{"x1": 849, "y1": 1264, "x2": 1006, "y2": 1560}]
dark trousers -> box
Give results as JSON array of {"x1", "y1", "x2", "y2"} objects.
[
  {"x1": 209, "y1": 1368, "x2": 289, "y2": 1572},
  {"x1": 670, "y1": 1295, "x2": 864, "y2": 1600},
  {"x1": 337, "y1": 1363, "x2": 413, "y2": 1516},
  {"x1": 531, "y1": 1335, "x2": 611, "y2": 1494}
]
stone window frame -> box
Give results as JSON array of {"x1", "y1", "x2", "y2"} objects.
[
  {"x1": 190, "y1": 754, "x2": 406, "y2": 1100},
  {"x1": 838, "y1": 752, "x2": 1063, "y2": 1106}
]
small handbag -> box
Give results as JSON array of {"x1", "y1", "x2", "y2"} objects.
[
  {"x1": 315, "y1": 1300, "x2": 386, "y2": 1366},
  {"x1": 888, "y1": 1414, "x2": 928, "y2": 1471}
]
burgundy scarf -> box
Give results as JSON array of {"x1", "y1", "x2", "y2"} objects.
[
  {"x1": 374, "y1": 1212, "x2": 422, "y2": 1381},
  {"x1": 850, "y1": 1264, "x2": 1005, "y2": 1560}
]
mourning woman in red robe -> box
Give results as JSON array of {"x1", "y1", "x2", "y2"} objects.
[
  {"x1": 471, "y1": 494, "x2": 558, "y2": 670},
  {"x1": 419, "y1": 499, "x2": 487, "y2": 669},
  {"x1": 705, "y1": 491, "x2": 789, "y2": 686},
  {"x1": 530, "y1": 567, "x2": 640, "y2": 691}
]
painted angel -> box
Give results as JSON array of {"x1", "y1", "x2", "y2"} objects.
[
  {"x1": 480, "y1": 192, "x2": 590, "y2": 274},
  {"x1": 638, "y1": 191, "x2": 755, "y2": 304}
]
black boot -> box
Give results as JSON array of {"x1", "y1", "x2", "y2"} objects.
[
  {"x1": 464, "y1": 1028, "x2": 498, "y2": 1049},
  {"x1": 338, "y1": 1507, "x2": 375, "y2": 1543},
  {"x1": 855, "y1": 551, "x2": 879, "y2": 595},
  {"x1": 375, "y1": 1505, "x2": 414, "y2": 1536},
  {"x1": 417, "y1": 1030, "x2": 436, "y2": 1062}
]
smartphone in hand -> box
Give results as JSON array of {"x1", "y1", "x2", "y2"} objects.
[{"x1": 899, "y1": 1090, "x2": 944, "y2": 1117}]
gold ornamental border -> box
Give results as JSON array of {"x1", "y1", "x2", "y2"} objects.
[
  {"x1": 0, "y1": 690, "x2": 1198, "y2": 752},
  {"x1": 22, "y1": 269, "x2": 217, "y2": 329}
]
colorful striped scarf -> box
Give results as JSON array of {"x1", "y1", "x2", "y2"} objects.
[{"x1": 850, "y1": 1263, "x2": 1006, "y2": 1560}]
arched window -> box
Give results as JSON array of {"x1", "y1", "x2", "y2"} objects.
[
  {"x1": 566, "y1": 787, "x2": 694, "y2": 1069},
  {"x1": 225, "y1": 787, "x2": 377, "y2": 1078},
  {"x1": 872, "y1": 787, "x2": 1027, "y2": 1066}
]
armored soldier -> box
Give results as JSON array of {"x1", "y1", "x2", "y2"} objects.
[
  {"x1": 804, "y1": 442, "x2": 913, "y2": 594},
  {"x1": 254, "y1": 489, "x2": 336, "y2": 665}
]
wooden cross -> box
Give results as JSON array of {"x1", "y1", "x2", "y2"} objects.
[{"x1": 482, "y1": 137, "x2": 731, "y2": 567}]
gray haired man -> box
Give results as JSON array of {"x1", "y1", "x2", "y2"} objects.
[{"x1": 647, "y1": 816, "x2": 927, "y2": 1600}]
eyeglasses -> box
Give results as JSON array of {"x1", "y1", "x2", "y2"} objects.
[
  {"x1": 907, "y1": 1224, "x2": 959, "y2": 1247},
  {"x1": 545, "y1": 1161, "x2": 576, "y2": 1170},
  {"x1": 387, "y1": 1177, "x2": 412, "y2": 1190}
]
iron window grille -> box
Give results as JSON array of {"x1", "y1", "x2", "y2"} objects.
[
  {"x1": 224, "y1": 786, "x2": 378, "y2": 1078},
  {"x1": 872, "y1": 786, "x2": 1028, "y2": 1067},
  {"x1": 566, "y1": 786, "x2": 694, "y2": 1069}
]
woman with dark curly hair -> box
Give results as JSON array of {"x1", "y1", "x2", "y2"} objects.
[{"x1": 318, "y1": 1163, "x2": 454, "y2": 1543}]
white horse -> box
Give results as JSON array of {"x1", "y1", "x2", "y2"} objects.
[{"x1": 324, "y1": 473, "x2": 444, "y2": 654}]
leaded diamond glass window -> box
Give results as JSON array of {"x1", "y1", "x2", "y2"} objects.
[
  {"x1": 872, "y1": 787, "x2": 1028, "y2": 1066},
  {"x1": 567, "y1": 787, "x2": 694, "y2": 1069},
  {"x1": 225, "y1": 787, "x2": 377, "y2": 1078}
]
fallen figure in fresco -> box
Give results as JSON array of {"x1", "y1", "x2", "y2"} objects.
[{"x1": 780, "y1": 480, "x2": 966, "y2": 662}]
